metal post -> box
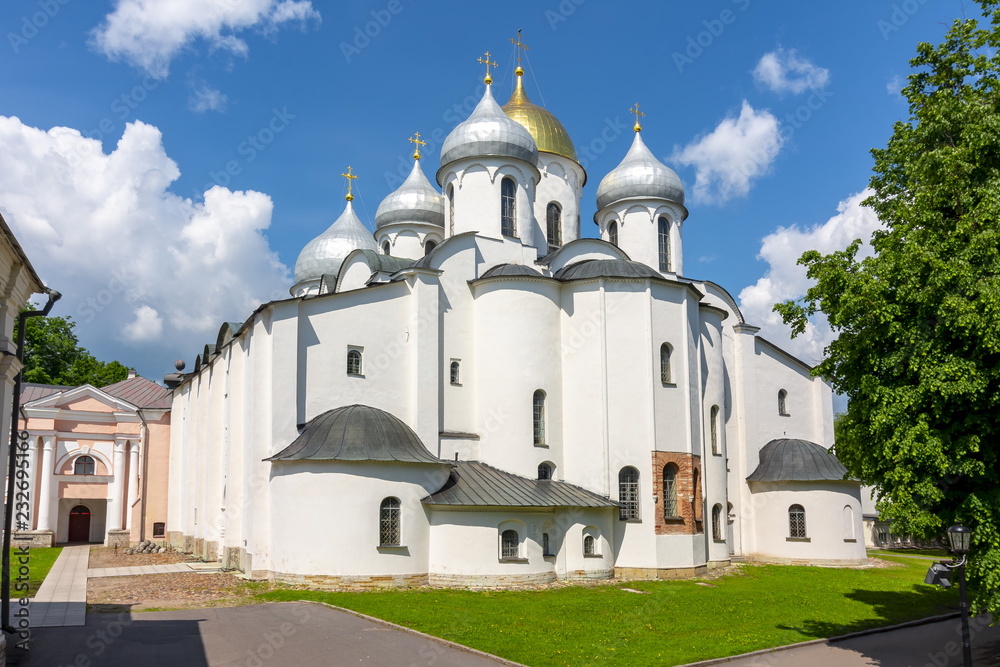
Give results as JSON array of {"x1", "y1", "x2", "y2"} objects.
[{"x1": 957, "y1": 559, "x2": 973, "y2": 667}]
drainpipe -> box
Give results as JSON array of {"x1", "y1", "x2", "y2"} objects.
[{"x1": 2, "y1": 288, "x2": 60, "y2": 633}]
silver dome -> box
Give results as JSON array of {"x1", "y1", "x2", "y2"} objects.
[
  {"x1": 375, "y1": 158, "x2": 444, "y2": 229},
  {"x1": 293, "y1": 200, "x2": 378, "y2": 285},
  {"x1": 595, "y1": 132, "x2": 685, "y2": 210},
  {"x1": 439, "y1": 84, "x2": 538, "y2": 172}
]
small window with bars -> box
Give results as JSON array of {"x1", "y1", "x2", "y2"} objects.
[
  {"x1": 347, "y1": 348, "x2": 363, "y2": 376},
  {"x1": 618, "y1": 467, "x2": 640, "y2": 520},
  {"x1": 789, "y1": 504, "x2": 807, "y2": 539},
  {"x1": 379, "y1": 497, "x2": 401, "y2": 546},
  {"x1": 500, "y1": 529, "x2": 519, "y2": 559}
]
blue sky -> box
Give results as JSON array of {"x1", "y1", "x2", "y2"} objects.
[{"x1": 0, "y1": 0, "x2": 969, "y2": 381}]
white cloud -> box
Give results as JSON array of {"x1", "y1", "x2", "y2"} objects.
[
  {"x1": 92, "y1": 0, "x2": 321, "y2": 78},
  {"x1": 0, "y1": 115, "x2": 291, "y2": 377},
  {"x1": 188, "y1": 82, "x2": 228, "y2": 113},
  {"x1": 670, "y1": 101, "x2": 784, "y2": 204},
  {"x1": 886, "y1": 74, "x2": 905, "y2": 96},
  {"x1": 753, "y1": 49, "x2": 830, "y2": 95},
  {"x1": 738, "y1": 189, "x2": 883, "y2": 364}
]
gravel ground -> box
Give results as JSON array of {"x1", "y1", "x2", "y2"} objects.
[{"x1": 87, "y1": 571, "x2": 272, "y2": 612}]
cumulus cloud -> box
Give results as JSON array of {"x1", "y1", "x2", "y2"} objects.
[
  {"x1": 738, "y1": 189, "x2": 883, "y2": 364},
  {"x1": 188, "y1": 81, "x2": 228, "y2": 113},
  {"x1": 92, "y1": 0, "x2": 321, "y2": 78},
  {"x1": 670, "y1": 101, "x2": 784, "y2": 204},
  {"x1": 753, "y1": 48, "x2": 830, "y2": 95},
  {"x1": 0, "y1": 115, "x2": 291, "y2": 376}
]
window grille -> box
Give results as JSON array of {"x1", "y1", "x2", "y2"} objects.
[
  {"x1": 546, "y1": 202, "x2": 562, "y2": 249},
  {"x1": 380, "y1": 497, "x2": 401, "y2": 545},
  {"x1": 583, "y1": 535, "x2": 595, "y2": 555},
  {"x1": 501, "y1": 529, "x2": 519, "y2": 558},
  {"x1": 660, "y1": 343, "x2": 672, "y2": 384},
  {"x1": 450, "y1": 360, "x2": 460, "y2": 385},
  {"x1": 663, "y1": 464, "x2": 679, "y2": 517},
  {"x1": 619, "y1": 467, "x2": 639, "y2": 520},
  {"x1": 608, "y1": 220, "x2": 618, "y2": 247},
  {"x1": 538, "y1": 462, "x2": 553, "y2": 480},
  {"x1": 532, "y1": 390, "x2": 546, "y2": 445},
  {"x1": 347, "y1": 349, "x2": 362, "y2": 375},
  {"x1": 74, "y1": 455, "x2": 95, "y2": 475},
  {"x1": 789, "y1": 504, "x2": 806, "y2": 538},
  {"x1": 501, "y1": 178, "x2": 517, "y2": 236},
  {"x1": 658, "y1": 216, "x2": 671, "y2": 272},
  {"x1": 153, "y1": 522, "x2": 165, "y2": 538}
]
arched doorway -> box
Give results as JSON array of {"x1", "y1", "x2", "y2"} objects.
[{"x1": 68, "y1": 505, "x2": 91, "y2": 543}]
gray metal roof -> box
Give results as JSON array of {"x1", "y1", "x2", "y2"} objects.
[
  {"x1": 596, "y1": 131, "x2": 685, "y2": 210},
  {"x1": 375, "y1": 158, "x2": 444, "y2": 229},
  {"x1": 353, "y1": 249, "x2": 417, "y2": 274},
  {"x1": 293, "y1": 201, "x2": 377, "y2": 286},
  {"x1": 422, "y1": 461, "x2": 618, "y2": 508},
  {"x1": 553, "y1": 259, "x2": 662, "y2": 282},
  {"x1": 439, "y1": 84, "x2": 538, "y2": 175},
  {"x1": 481, "y1": 263, "x2": 543, "y2": 278},
  {"x1": 266, "y1": 404, "x2": 443, "y2": 464},
  {"x1": 746, "y1": 438, "x2": 850, "y2": 482},
  {"x1": 102, "y1": 376, "x2": 173, "y2": 410},
  {"x1": 20, "y1": 383, "x2": 72, "y2": 405}
]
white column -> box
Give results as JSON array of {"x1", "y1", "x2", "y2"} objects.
[
  {"x1": 125, "y1": 443, "x2": 139, "y2": 530},
  {"x1": 36, "y1": 436, "x2": 55, "y2": 532},
  {"x1": 107, "y1": 439, "x2": 127, "y2": 532}
]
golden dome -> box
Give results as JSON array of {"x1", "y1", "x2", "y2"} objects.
[{"x1": 502, "y1": 74, "x2": 578, "y2": 163}]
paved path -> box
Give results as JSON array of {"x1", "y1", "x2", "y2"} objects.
[
  {"x1": 17, "y1": 601, "x2": 518, "y2": 666},
  {"x1": 87, "y1": 562, "x2": 218, "y2": 578},
  {"x1": 24, "y1": 544, "x2": 88, "y2": 627}
]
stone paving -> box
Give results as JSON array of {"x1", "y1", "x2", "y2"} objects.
[{"x1": 22, "y1": 544, "x2": 88, "y2": 627}]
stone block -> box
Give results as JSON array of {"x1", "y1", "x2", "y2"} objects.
[
  {"x1": 105, "y1": 529, "x2": 130, "y2": 549},
  {"x1": 12, "y1": 531, "x2": 54, "y2": 548}
]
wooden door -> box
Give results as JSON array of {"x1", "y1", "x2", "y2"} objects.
[{"x1": 67, "y1": 505, "x2": 91, "y2": 542}]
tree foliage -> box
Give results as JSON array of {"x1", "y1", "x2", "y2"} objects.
[
  {"x1": 775, "y1": 3, "x2": 1000, "y2": 614},
  {"x1": 21, "y1": 305, "x2": 129, "y2": 388}
]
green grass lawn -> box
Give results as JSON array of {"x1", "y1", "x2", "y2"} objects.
[
  {"x1": 870, "y1": 547, "x2": 950, "y2": 557},
  {"x1": 9, "y1": 547, "x2": 62, "y2": 597},
  {"x1": 256, "y1": 556, "x2": 957, "y2": 666}
]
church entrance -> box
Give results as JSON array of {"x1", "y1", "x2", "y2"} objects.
[{"x1": 67, "y1": 505, "x2": 91, "y2": 542}]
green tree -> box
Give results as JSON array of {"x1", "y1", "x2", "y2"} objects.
[
  {"x1": 775, "y1": 3, "x2": 1000, "y2": 614},
  {"x1": 21, "y1": 305, "x2": 129, "y2": 387}
]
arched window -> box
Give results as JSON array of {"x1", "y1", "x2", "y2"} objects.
[
  {"x1": 532, "y1": 390, "x2": 546, "y2": 446},
  {"x1": 583, "y1": 535, "x2": 596, "y2": 555},
  {"x1": 658, "y1": 216, "x2": 671, "y2": 272},
  {"x1": 542, "y1": 532, "x2": 552, "y2": 556},
  {"x1": 660, "y1": 343, "x2": 672, "y2": 384},
  {"x1": 843, "y1": 505, "x2": 856, "y2": 541},
  {"x1": 450, "y1": 360, "x2": 460, "y2": 385},
  {"x1": 74, "y1": 455, "x2": 95, "y2": 476},
  {"x1": 382, "y1": 240, "x2": 390, "y2": 256},
  {"x1": 546, "y1": 202, "x2": 562, "y2": 249},
  {"x1": 619, "y1": 467, "x2": 639, "y2": 520},
  {"x1": 778, "y1": 389, "x2": 788, "y2": 416},
  {"x1": 712, "y1": 504, "x2": 723, "y2": 540},
  {"x1": 789, "y1": 504, "x2": 806, "y2": 538},
  {"x1": 424, "y1": 240, "x2": 437, "y2": 255},
  {"x1": 500, "y1": 529, "x2": 519, "y2": 559},
  {"x1": 692, "y1": 468, "x2": 701, "y2": 522},
  {"x1": 663, "y1": 464, "x2": 679, "y2": 518},
  {"x1": 608, "y1": 220, "x2": 618, "y2": 247},
  {"x1": 501, "y1": 177, "x2": 517, "y2": 236},
  {"x1": 710, "y1": 405, "x2": 720, "y2": 455},
  {"x1": 347, "y1": 348, "x2": 363, "y2": 375},
  {"x1": 447, "y1": 184, "x2": 455, "y2": 236},
  {"x1": 379, "y1": 497, "x2": 401, "y2": 546},
  {"x1": 537, "y1": 462, "x2": 554, "y2": 480}
]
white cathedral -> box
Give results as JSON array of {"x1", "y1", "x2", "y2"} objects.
[{"x1": 166, "y1": 57, "x2": 866, "y2": 588}]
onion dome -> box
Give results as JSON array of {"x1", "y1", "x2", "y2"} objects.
[
  {"x1": 595, "y1": 130, "x2": 685, "y2": 210},
  {"x1": 502, "y1": 71, "x2": 578, "y2": 163},
  {"x1": 375, "y1": 157, "x2": 444, "y2": 229},
  {"x1": 439, "y1": 84, "x2": 538, "y2": 173},
  {"x1": 294, "y1": 199, "x2": 377, "y2": 285}
]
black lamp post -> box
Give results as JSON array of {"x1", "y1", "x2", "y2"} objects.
[{"x1": 947, "y1": 524, "x2": 973, "y2": 667}]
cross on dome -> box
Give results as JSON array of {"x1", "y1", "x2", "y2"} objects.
[
  {"x1": 341, "y1": 166, "x2": 358, "y2": 201},
  {"x1": 629, "y1": 103, "x2": 645, "y2": 132},
  {"x1": 477, "y1": 51, "x2": 497, "y2": 85},
  {"x1": 510, "y1": 29, "x2": 530, "y2": 76},
  {"x1": 408, "y1": 132, "x2": 426, "y2": 160}
]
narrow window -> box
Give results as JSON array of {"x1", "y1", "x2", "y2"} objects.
[
  {"x1": 660, "y1": 343, "x2": 672, "y2": 384},
  {"x1": 843, "y1": 505, "x2": 856, "y2": 541},
  {"x1": 778, "y1": 389, "x2": 788, "y2": 416},
  {"x1": 710, "y1": 405, "x2": 720, "y2": 455},
  {"x1": 537, "y1": 462, "x2": 553, "y2": 480},
  {"x1": 712, "y1": 504, "x2": 723, "y2": 540},
  {"x1": 501, "y1": 177, "x2": 517, "y2": 236},
  {"x1": 546, "y1": 202, "x2": 562, "y2": 249},
  {"x1": 152, "y1": 522, "x2": 166, "y2": 538},
  {"x1": 424, "y1": 240, "x2": 437, "y2": 255},
  {"x1": 663, "y1": 464, "x2": 679, "y2": 518},
  {"x1": 379, "y1": 497, "x2": 401, "y2": 545},
  {"x1": 789, "y1": 504, "x2": 806, "y2": 538},
  {"x1": 347, "y1": 348, "x2": 363, "y2": 375},
  {"x1": 450, "y1": 360, "x2": 461, "y2": 385},
  {"x1": 501, "y1": 529, "x2": 519, "y2": 559},
  {"x1": 74, "y1": 455, "x2": 95, "y2": 476},
  {"x1": 658, "y1": 216, "x2": 671, "y2": 272},
  {"x1": 447, "y1": 184, "x2": 455, "y2": 236},
  {"x1": 542, "y1": 532, "x2": 551, "y2": 556},
  {"x1": 532, "y1": 390, "x2": 546, "y2": 445},
  {"x1": 618, "y1": 467, "x2": 639, "y2": 520},
  {"x1": 583, "y1": 535, "x2": 596, "y2": 555},
  {"x1": 608, "y1": 220, "x2": 618, "y2": 247},
  {"x1": 382, "y1": 241, "x2": 390, "y2": 256}
]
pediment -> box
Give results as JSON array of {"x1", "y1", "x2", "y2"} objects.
[{"x1": 25, "y1": 384, "x2": 137, "y2": 414}]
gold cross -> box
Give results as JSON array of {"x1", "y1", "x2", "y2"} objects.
[
  {"x1": 629, "y1": 102, "x2": 646, "y2": 132},
  {"x1": 509, "y1": 29, "x2": 530, "y2": 65},
  {"x1": 341, "y1": 166, "x2": 358, "y2": 201},
  {"x1": 408, "y1": 132, "x2": 426, "y2": 160},
  {"x1": 477, "y1": 51, "x2": 497, "y2": 84}
]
